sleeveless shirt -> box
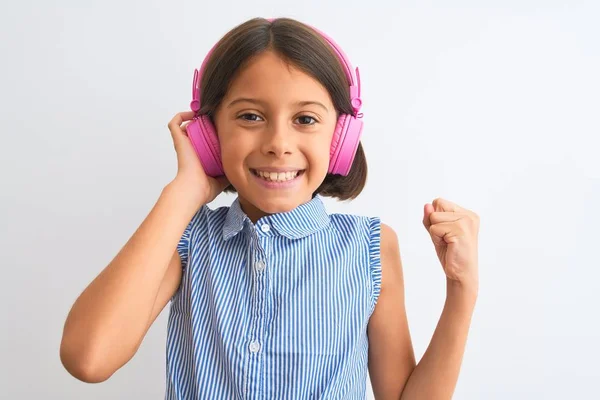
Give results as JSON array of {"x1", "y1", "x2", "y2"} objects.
[{"x1": 165, "y1": 195, "x2": 381, "y2": 399}]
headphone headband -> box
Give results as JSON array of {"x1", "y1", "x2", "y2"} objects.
[{"x1": 190, "y1": 18, "x2": 362, "y2": 115}]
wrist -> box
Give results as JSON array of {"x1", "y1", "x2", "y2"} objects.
[
  {"x1": 163, "y1": 179, "x2": 206, "y2": 213},
  {"x1": 446, "y1": 278, "x2": 478, "y2": 306}
]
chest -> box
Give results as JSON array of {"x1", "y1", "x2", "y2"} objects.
[
  {"x1": 178, "y1": 230, "x2": 373, "y2": 349},
  {"x1": 166, "y1": 218, "x2": 377, "y2": 399}
]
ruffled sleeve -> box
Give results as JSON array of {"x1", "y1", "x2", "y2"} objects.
[
  {"x1": 177, "y1": 221, "x2": 192, "y2": 272},
  {"x1": 176, "y1": 206, "x2": 206, "y2": 272},
  {"x1": 368, "y1": 216, "x2": 382, "y2": 310}
]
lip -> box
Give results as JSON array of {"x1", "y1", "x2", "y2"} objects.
[{"x1": 250, "y1": 167, "x2": 305, "y2": 173}]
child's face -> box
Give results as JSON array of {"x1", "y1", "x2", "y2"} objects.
[{"x1": 214, "y1": 50, "x2": 337, "y2": 221}]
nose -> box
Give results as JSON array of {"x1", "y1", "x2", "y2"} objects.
[{"x1": 260, "y1": 120, "x2": 293, "y2": 158}]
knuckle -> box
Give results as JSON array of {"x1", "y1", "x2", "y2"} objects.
[{"x1": 461, "y1": 217, "x2": 476, "y2": 231}]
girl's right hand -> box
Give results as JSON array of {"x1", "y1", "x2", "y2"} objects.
[{"x1": 167, "y1": 111, "x2": 229, "y2": 207}]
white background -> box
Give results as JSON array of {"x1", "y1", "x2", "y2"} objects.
[{"x1": 1, "y1": 0, "x2": 598, "y2": 398}]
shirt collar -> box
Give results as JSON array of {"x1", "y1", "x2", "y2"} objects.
[{"x1": 223, "y1": 195, "x2": 330, "y2": 241}]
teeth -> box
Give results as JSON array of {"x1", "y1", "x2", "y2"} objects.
[{"x1": 254, "y1": 170, "x2": 300, "y2": 182}]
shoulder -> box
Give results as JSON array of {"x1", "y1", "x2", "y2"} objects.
[
  {"x1": 327, "y1": 212, "x2": 380, "y2": 235},
  {"x1": 379, "y1": 223, "x2": 404, "y2": 293},
  {"x1": 187, "y1": 204, "x2": 229, "y2": 228},
  {"x1": 182, "y1": 204, "x2": 230, "y2": 243},
  {"x1": 380, "y1": 223, "x2": 399, "y2": 258},
  {"x1": 326, "y1": 214, "x2": 403, "y2": 293},
  {"x1": 328, "y1": 212, "x2": 395, "y2": 243},
  {"x1": 325, "y1": 214, "x2": 396, "y2": 254}
]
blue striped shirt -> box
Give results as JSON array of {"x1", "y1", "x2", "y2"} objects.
[{"x1": 165, "y1": 195, "x2": 382, "y2": 399}]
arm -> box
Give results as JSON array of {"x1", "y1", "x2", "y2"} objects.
[
  {"x1": 398, "y1": 198, "x2": 479, "y2": 399},
  {"x1": 59, "y1": 180, "x2": 197, "y2": 383},
  {"x1": 369, "y1": 197, "x2": 479, "y2": 400},
  {"x1": 397, "y1": 282, "x2": 476, "y2": 400}
]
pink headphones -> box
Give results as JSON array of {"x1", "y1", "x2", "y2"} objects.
[{"x1": 186, "y1": 19, "x2": 364, "y2": 177}]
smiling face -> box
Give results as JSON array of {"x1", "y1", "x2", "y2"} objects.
[{"x1": 213, "y1": 50, "x2": 337, "y2": 222}]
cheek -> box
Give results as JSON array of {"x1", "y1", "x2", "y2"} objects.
[
  {"x1": 305, "y1": 134, "x2": 333, "y2": 174},
  {"x1": 215, "y1": 120, "x2": 252, "y2": 169},
  {"x1": 220, "y1": 136, "x2": 249, "y2": 172}
]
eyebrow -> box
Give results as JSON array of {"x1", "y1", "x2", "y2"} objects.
[{"x1": 226, "y1": 97, "x2": 329, "y2": 112}]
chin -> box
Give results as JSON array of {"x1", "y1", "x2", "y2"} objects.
[{"x1": 251, "y1": 195, "x2": 305, "y2": 215}]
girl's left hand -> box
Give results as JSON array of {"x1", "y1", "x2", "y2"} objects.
[{"x1": 423, "y1": 198, "x2": 480, "y2": 292}]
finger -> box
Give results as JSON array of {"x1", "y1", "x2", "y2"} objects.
[
  {"x1": 428, "y1": 211, "x2": 465, "y2": 225},
  {"x1": 429, "y1": 221, "x2": 460, "y2": 245},
  {"x1": 423, "y1": 203, "x2": 434, "y2": 230},
  {"x1": 181, "y1": 121, "x2": 191, "y2": 135},
  {"x1": 168, "y1": 111, "x2": 196, "y2": 134},
  {"x1": 432, "y1": 198, "x2": 465, "y2": 213}
]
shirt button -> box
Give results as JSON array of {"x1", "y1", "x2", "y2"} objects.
[
  {"x1": 249, "y1": 341, "x2": 261, "y2": 353},
  {"x1": 255, "y1": 260, "x2": 266, "y2": 272},
  {"x1": 260, "y1": 224, "x2": 270, "y2": 233}
]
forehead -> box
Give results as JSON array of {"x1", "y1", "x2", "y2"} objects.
[{"x1": 225, "y1": 50, "x2": 332, "y2": 105}]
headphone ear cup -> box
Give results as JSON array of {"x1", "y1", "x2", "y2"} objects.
[
  {"x1": 186, "y1": 116, "x2": 225, "y2": 177},
  {"x1": 329, "y1": 114, "x2": 363, "y2": 176}
]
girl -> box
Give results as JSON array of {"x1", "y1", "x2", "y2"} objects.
[{"x1": 60, "y1": 17, "x2": 480, "y2": 400}]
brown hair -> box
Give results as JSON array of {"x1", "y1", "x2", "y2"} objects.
[{"x1": 198, "y1": 17, "x2": 367, "y2": 201}]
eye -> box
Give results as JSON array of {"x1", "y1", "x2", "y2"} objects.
[
  {"x1": 296, "y1": 115, "x2": 317, "y2": 125},
  {"x1": 238, "y1": 113, "x2": 264, "y2": 122}
]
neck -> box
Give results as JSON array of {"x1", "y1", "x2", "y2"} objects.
[
  {"x1": 237, "y1": 194, "x2": 316, "y2": 224},
  {"x1": 238, "y1": 197, "x2": 269, "y2": 224}
]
